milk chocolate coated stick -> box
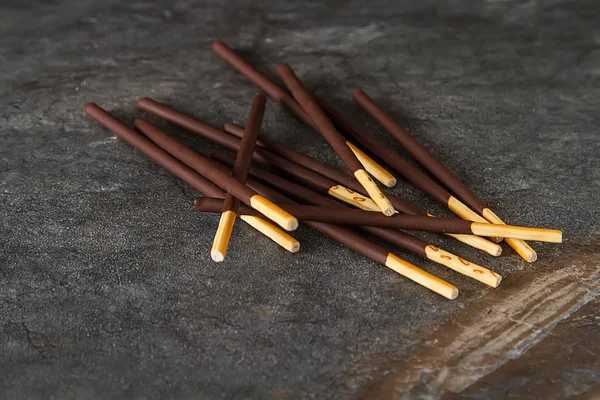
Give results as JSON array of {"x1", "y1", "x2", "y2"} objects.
[
  {"x1": 225, "y1": 123, "x2": 504, "y2": 257},
  {"x1": 211, "y1": 93, "x2": 266, "y2": 262},
  {"x1": 83, "y1": 103, "x2": 299, "y2": 252},
  {"x1": 276, "y1": 63, "x2": 396, "y2": 216},
  {"x1": 136, "y1": 98, "x2": 376, "y2": 210},
  {"x1": 209, "y1": 41, "x2": 488, "y2": 225},
  {"x1": 224, "y1": 121, "x2": 416, "y2": 209},
  {"x1": 318, "y1": 98, "x2": 506, "y2": 242},
  {"x1": 207, "y1": 162, "x2": 460, "y2": 299},
  {"x1": 208, "y1": 41, "x2": 504, "y2": 252},
  {"x1": 353, "y1": 89, "x2": 539, "y2": 262},
  {"x1": 194, "y1": 197, "x2": 561, "y2": 243}
]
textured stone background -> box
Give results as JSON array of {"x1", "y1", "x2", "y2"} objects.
[{"x1": 1, "y1": 1, "x2": 599, "y2": 399}]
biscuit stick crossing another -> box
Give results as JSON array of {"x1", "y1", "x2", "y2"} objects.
[
  {"x1": 196, "y1": 198, "x2": 562, "y2": 242},
  {"x1": 83, "y1": 103, "x2": 299, "y2": 253},
  {"x1": 133, "y1": 119, "x2": 298, "y2": 232},
  {"x1": 317, "y1": 98, "x2": 503, "y2": 239},
  {"x1": 207, "y1": 41, "x2": 502, "y2": 253},
  {"x1": 211, "y1": 93, "x2": 266, "y2": 262},
  {"x1": 212, "y1": 40, "x2": 396, "y2": 188},
  {"x1": 211, "y1": 41, "x2": 494, "y2": 230},
  {"x1": 353, "y1": 89, "x2": 538, "y2": 262},
  {"x1": 275, "y1": 63, "x2": 396, "y2": 216}
]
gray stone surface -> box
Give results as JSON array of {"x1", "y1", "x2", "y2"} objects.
[{"x1": 1, "y1": 1, "x2": 599, "y2": 399}]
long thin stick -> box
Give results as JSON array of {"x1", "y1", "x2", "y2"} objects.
[
  {"x1": 211, "y1": 93, "x2": 266, "y2": 261},
  {"x1": 317, "y1": 99, "x2": 502, "y2": 231},
  {"x1": 83, "y1": 103, "x2": 299, "y2": 252},
  {"x1": 210, "y1": 41, "x2": 493, "y2": 227},
  {"x1": 195, "y1": 197, "x2": 561, "y2": 243},
  {"x1": 353, "y1": 89, "x2": 539, "y2": 262},
  {"x1": 276, "y1": 63, "x2": 396, "y2": 216},
  {"x1": 208, "y1": 41, "x2": 505, "y2": 253},
  {"x1": 226, "y1": 126, "x2": 505, "y2": 256},
  {"x1": 212, "y1": 40, "x2": 396, "y2": 188}
]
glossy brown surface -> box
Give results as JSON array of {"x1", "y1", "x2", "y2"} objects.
[
  {"x1": 212, "y1": 40, "x2": 317, "y2": 130},
  {"x1": 353, "y1": 89, "x2": 488, "y2": 214},
  {"x1": 212, "y1": 158, "x2": 392, "y2": 266},
  {"x1": 222, "y1": 93, "x2": 266, "y2": 212},
  {"x1": 319, "y1": 98, "x2": 453, "y2": 206},
  {"x1": 195, "y1": 197, "x2": 474, "y2": 234},
  {"x1": 277, "y1": 63, "x2": 364, "y2": 173}
]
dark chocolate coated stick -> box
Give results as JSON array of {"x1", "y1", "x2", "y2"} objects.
[
  {"x1": 352, "y1": 89, "x2": 538, "y2": 262},
  {"x1": 83, "y1": 103, "x2": 299, "y2": 252},
  {"x1": 194, "y1": 197, "x2": 561, "y2": 243},
  {"x1": 276, "y1": 63, "x2": 396, "y2": 216},
  {"x1": 133, "y1": 119, "x2": 298, "y2": 231},
  {"x1": 211, "y1": 93, "x2": 267, "y2": 261},
  {"x1": 212, "y1": 151, "x2": 503, "y2": 287}
]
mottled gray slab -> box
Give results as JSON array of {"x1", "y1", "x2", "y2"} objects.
[{"x1": 1, "y1": 1, "x2": 599, "y2": 399}]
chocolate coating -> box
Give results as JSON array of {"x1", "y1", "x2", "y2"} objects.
[
  {"x1": 235, "y1": 169, "x2": 391, "y2": 265},
  {"x1": 137, "y1": 98, "x2": 261, "y2": 159},
  {"x1": 137, "y1": 98, "x2": 336, "y2": 194},
  {"x1": 84, "y1": 103, "x2": 224, "y2": 198},
  {"x1": 136, "y1": 98, "x2": 418, "y2": 218},
  {"x1": 195, "y1": 197, "x2": 258, "y2": 217},
  {"x1": 353, "y1": 89, "x2": 488, "y2": 214},
  {"x1": 195, "y1": 197, "x2": 474, "y2": 234},
  {"x1": 212, "y1": 41, "x2": 284, "y2": 101},
  {"x1": 210, "y1": 157, "x2": 391, "y2": 265},
  {"x1": 305, "y1": 220, "x2": 389, "y2": 265},
  {"x1": 276, "y1": 63, "x2": 364, "y2": 173},
  {"x1": 211, "y1": 40, "x2": 316, "y2": 129},
  {"x1": 223, "y1": 92, "x2": 266, "y2": 212}
]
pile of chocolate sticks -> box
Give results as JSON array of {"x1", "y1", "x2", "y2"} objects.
[{"x1": 85, "y1": 40, "x2": 562, "y2": 299}]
